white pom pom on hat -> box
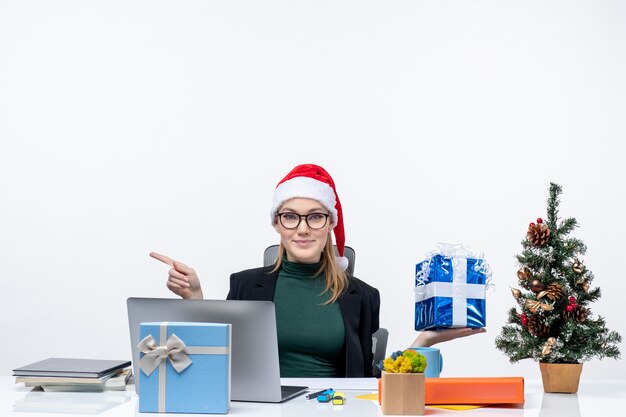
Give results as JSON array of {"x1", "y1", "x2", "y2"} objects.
[{"x1": 271, "y1": 164, "x2": 348, "y2": 271}]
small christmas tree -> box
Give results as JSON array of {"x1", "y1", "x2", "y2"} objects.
[{"x1": 496, "y1": 183, "x2": 621, "y2": 364}]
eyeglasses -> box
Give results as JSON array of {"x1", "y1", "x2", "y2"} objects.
[{"x1": 276, "y1": 212, "x2": 330, "y2": 230}]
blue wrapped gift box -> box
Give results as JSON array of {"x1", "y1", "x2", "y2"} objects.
[
  {"x1": 138, "y1": 322, "x2": 231, "y2": 414},
  {"x1": 415, "y1": 254, "x2": 487, "y2": 330}
]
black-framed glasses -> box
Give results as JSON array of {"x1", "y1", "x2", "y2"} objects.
[{"x1": 277, "y1": 212, "x2": 330, "y2": 230}]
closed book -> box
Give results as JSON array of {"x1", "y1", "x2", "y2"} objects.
[
  {"x1": 20, "y1": 369, "x2": 132, "y2": 392},
  {"x1": 16, "y1": 369, "x2": 125, "y2": 385},
  {"x1": 425, "y1": 377, "x2": 525, "y2": 405},
  {"x1": 13, "y1": 358, "x2": 131, "y2": 378},
  {"x1": 378, "y1": 376, "x2": 525, "y2": 405}
]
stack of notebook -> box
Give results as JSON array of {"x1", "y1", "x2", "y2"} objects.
[{"x1": 13, "y1": 358, "x2": 132, "y2": 392}]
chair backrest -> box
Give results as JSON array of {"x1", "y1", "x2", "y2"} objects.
[
  {"x1": 371, "y1": 327, "x2": 389, "y2": 377},
  {"x1": 263, "y1": 244, "x2": 355, "y2": 277}
]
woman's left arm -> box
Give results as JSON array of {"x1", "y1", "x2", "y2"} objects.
[{"x1": 410, "y1": 328, "x2": 486, "y2": 348}]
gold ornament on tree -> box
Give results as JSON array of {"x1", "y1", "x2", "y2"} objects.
[
  {"x1": 541, "y1": 337, "x2": 557, "y2": 356},
  {"x1": 572, "y1": 258, "x2": 586, "y2": 274},
  {"x1": 517, "y1": 267, "x2": 531, "y2": 281},
  {"x1": 575, "y1": 275, "x2": 590, "y2": 293},
  {"x1": 525, "y1": 299, "x2": 554, "y2": 313},
  {"x1": 510, "y1": 287, "x2": 522, "y2": 299},
  {"x1": 530, "y1": 279, "x2": 545, "y2": 294},
  {"x1": 581, "y1": 280, "x2": 590, "y2": 293},
  {"x1": 527, "y1": 219, "x2": 550, "y2": 247}
]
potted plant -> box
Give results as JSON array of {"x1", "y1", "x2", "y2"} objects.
[
  {"x1": 495, "y1": 183, "x2": 621, "y2": 393},
  {"x1": 377, "y1": 350, "x2": 427, "y2": 415}
]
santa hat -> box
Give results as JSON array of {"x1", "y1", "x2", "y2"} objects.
[{"x1": 271, "y1": 164, "x2": 348, "y2": 271}]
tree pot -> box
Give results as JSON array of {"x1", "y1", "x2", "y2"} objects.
[
  {"x1": 381, "y1": 371, "x2": 425, "y2": 415},
  {"x1": 539, "y1": 362, "x2": 583, "y2": 394}
]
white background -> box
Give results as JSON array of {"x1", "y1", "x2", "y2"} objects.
[{"x1": 1, "y1": 0, "x2": 624, "y2": 380}]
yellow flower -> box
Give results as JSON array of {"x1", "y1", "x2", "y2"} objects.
[
  {"x1": 383, "y1": 357, "x2": 398, "y2": 373},
  {"x1": 397, "y1": 357, "x2": 413, "y2": 373},
  {"x1": 382, "y1": 349, "x2": 427, "y2": 373}
]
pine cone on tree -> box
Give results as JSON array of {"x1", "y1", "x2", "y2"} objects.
[
  {"x1": 527, "y1": 223, "x2": 550, "y2": 246},
  {"x1": 527, "y1": 315, "x2": 550, "y2": 337},
  {"x1": 563, "y1": 306, "x2": 589, "y2": 323},
  {"x1": 537, "y1": 283, "x2": 565, "y2": 301}
]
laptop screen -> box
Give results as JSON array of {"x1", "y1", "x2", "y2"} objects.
[{"x1": 127, "y1": 297, "x2": 303, "y2": 402}]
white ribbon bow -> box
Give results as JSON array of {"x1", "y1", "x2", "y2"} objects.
[{"x1": 138, "y1": 333, "x2": 192, "y2": 376}]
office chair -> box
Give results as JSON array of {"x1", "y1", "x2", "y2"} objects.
[
  {"x1": 371, "y1": 327, "x2": 389, "y2": 377},
  {"x1": 262, "y1": 244, "x2": 388, "y2": 376}
]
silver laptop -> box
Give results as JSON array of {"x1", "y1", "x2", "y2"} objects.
[{"x1": 127, "y1": 297, "x2": 308, "y2": 403}]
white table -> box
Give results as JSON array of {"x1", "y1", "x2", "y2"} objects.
[{"x1": 2, "y1": 377, "x2": 625, "y2": 417}]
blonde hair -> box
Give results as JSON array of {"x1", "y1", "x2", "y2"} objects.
[{"x1": 272, "y1": 235, "x2": 349, "y2": 304}]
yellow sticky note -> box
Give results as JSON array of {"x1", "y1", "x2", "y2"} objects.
[
  {"x1": 354, "y1": 392, "x2": 487, "y2": 411},
  {"x1": 355, "y1": 393, "x2": 379, "y2": 401}
]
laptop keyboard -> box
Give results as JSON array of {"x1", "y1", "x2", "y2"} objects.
[{"x1": 280, "y1": 385, "x2": 307, "y2": 400}]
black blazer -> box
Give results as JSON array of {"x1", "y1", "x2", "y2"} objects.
[{"x1": 226, "y1": 265, "x2": 380, "y2": 377}]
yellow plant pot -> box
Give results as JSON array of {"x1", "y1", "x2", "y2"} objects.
[
  {"x1": 539, "y1": 362, "x2": 583, "y2": 394},
  {"x1": 381, "y1": 371, "x2": 425, "y2": 415}
]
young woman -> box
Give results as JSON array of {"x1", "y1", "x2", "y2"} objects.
[{"x1": 151, "y1": 164, "x2": 484, "y2": 377}]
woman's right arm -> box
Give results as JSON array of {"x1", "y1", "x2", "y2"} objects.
[{"x1": 150, "y1": 252, "x2": 204, "y2": 299}]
